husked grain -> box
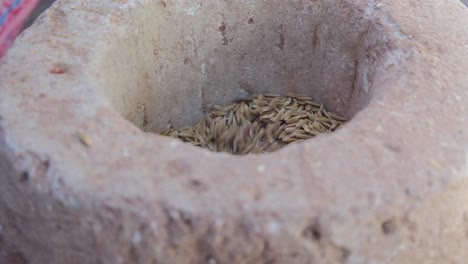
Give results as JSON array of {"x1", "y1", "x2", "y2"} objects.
[{"x1": 159, "y1": 94, "x2": 346, "y2": 155}]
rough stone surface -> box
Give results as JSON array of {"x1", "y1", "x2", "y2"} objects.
[{"x1": 0, "y1": 0, "x2": 467, "y2": 263}]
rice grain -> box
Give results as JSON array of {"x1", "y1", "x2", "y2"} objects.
[{"x1": 159, "y1": 94, "x2": 346, "y2": 155}]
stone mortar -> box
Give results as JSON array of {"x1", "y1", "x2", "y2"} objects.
[{"x1": 0, "y1": 0, "x2": 467, "y2": 263}]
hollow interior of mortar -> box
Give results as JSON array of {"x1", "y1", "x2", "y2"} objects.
[{"x1": 95, "y1": 0, "x2": 390, "y2": 133}]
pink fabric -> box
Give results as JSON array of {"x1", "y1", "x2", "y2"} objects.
[{"x1": 0, "y1": 0, "x2": 39, "y2": 58}]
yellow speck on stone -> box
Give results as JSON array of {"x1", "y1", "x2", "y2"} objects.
[{"x1": 79, "y1": 132, "x2": 93, "y2": 147}]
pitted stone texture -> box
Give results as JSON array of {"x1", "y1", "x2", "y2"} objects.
[{"x1": 0, "y1": 0, "x2": 467, "y2": 263}]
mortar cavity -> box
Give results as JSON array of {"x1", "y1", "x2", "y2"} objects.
[{"x1": 95, "y1": 0, "x2": 393, "y2": 133}]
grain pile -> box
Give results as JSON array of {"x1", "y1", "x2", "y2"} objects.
[{"x1": 160, "y1": 94, "x2": 346, "y2": 155}]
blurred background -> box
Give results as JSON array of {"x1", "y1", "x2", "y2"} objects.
[{"x1": 23, "y1": 0, "x2": 56, "y2": 29}]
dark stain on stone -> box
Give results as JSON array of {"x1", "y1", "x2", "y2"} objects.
[
  {"x1": 19, "y1": 171, "x2": 29, "y2": 183},
  {"x1": 159, "y1": 1, "x2": 166, "y2": 8},
  {"x1": 200, "y1": 87, "x2": 210, "y2": 113},
  {"x1": 190, "y1": 179, "x2": 201, "y2": 186},
  {"x1": 142, "y1": 105, "x2": 148, "y2": 128},
  {"x1": 248, "y1": 18, "x2": 254, "y2": 24},
  {"x1": 385, "y1": 143, "x2": 402, "y2": 153},
  {"x1": 405, "y1": 187, "x2": 412, "y2": 196},
  {"x1": 277, "y1": 24, "x2": 285, "y2": 51},
  {"x1": 188, "y1": 178, "x2": 209, "y2": 193},
  {"x1": 219, "y1": 23, "x2": 226, "y2": 32},
  {"x1": 181, "y1": 212, "x2": 194, "y2": 231},
  {"x1": 189, "y1": 179, "x2": 206, "y2": 191},
  {"x1": 348, "y1": 59, "x2": 360, "y2": 104},
  {"x1": 382, "y1": 218, "x2": 397, "y2": 235},
  {"x1": 313, "y1": 24, "x2": 320, "y2": 49},
  {"x1": 38, "y1": 159, "x2": 50, "y2": 178},
  {"x1": 219, "y1": 22, "x2": 229, "y2": 46},
  {"x1": 302, "y1": 219, "x2": 322, "y2": 241}
]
